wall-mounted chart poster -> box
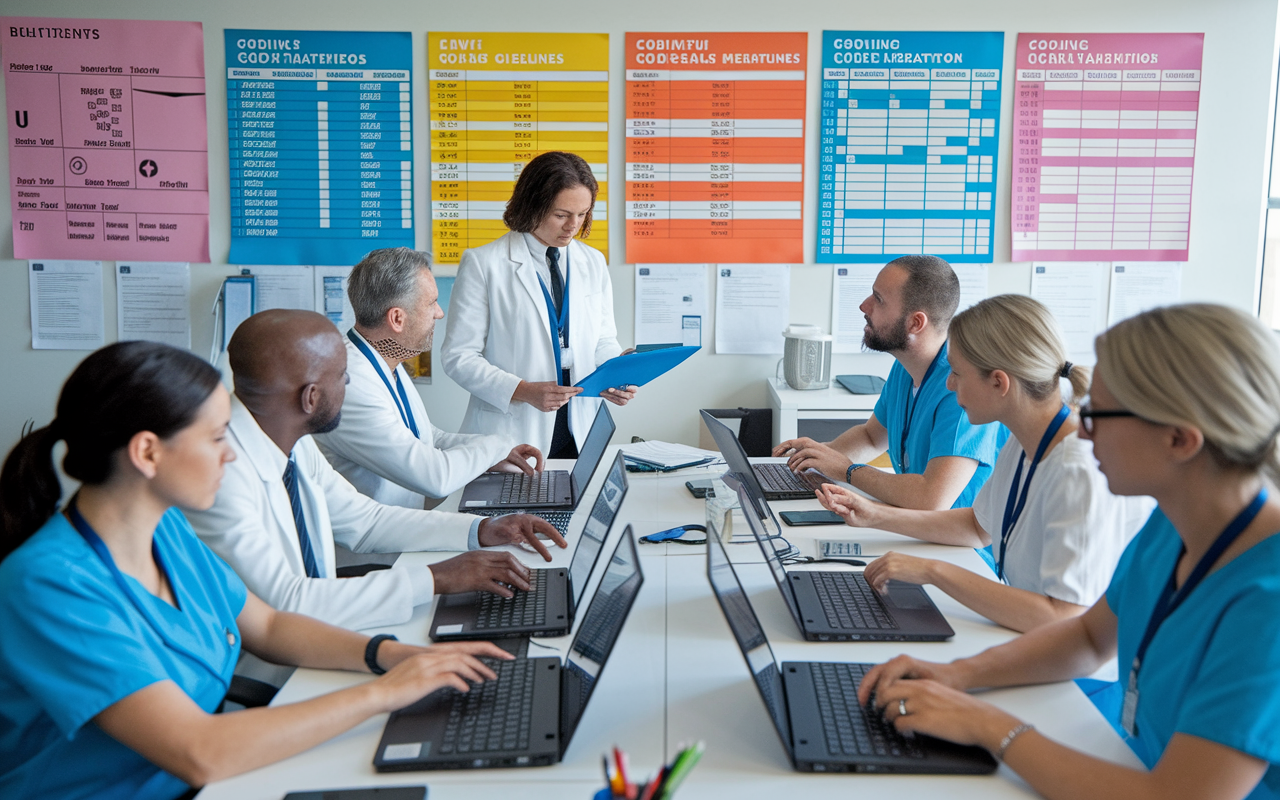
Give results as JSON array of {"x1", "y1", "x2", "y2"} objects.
[
  {"x1": 3, "y1": 18, "x2": 209, "y2": 261},
  {"x1": 429, "y1": 33, "x2": 609, "y2": 264},
  {"x1": 1011, "y1": 33, "x2": 1203, "y2": 261},
  {"x1": 625, "y1": 33, "x2": 806, "y2": 263},
  {"x1": 817, "y1": 32, "x2": 1003, "y2": 263},
  {"x1": 226, "y1": 31, "x2": 413, "y2": 265}
]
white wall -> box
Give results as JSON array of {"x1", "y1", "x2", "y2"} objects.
[{"x1": 1, "y1": 0, "x2": 1277, "y2": 456}]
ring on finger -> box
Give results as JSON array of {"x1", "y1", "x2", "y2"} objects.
[{"x1": 899, "y1": 698, "x2": 908, "y2": 717}]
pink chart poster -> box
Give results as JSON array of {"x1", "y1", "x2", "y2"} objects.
[
  {"x1": 1011, "y1": 33, "x2": 1203, "y2": 262},
  {"x1": 3, "y1": 18, "x2": 210, "y2": 261}
]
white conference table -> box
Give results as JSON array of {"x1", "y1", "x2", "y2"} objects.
[{"x1": 200, "y1": 447, "x2": 1140, "y2": 799}]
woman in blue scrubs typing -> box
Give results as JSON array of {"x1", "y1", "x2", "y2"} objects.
[
  {"x1": 0, "y1": 342, "x2": 509, "y2": 800},
  {"x1": 857, "y1": 303, "x2": 1280, "y2": 799}
]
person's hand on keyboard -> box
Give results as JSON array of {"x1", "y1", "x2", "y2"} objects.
[
  {"x1": 477, "y1": 514, "x2": 569, "y2": 561},
  {"x1": 862, "y1": 660, "x2": 1022, "y2": 753},
  {"x1": 773, "y1": 437, "x2": 853, "y2": 478},
  {"x1": 371, "y1": 641, "x2": 512, "y2": 711},
  {"x1": 429, "y1": 550, "x2": 533, "y2": 598},
  {"x1": 863, "y1": 551, "x2": 938, "y2": 595},
  {"x1": 488, "y1": 444, "x2": 545, "y2": 475}
]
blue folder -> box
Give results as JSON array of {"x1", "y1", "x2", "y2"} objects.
[{"x1": 574, "y1": 346, "x2": 699, "y2": 396}]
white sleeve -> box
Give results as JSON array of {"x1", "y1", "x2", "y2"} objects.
[
  {"x1": 440, "y1": 252, "x2": 524, "y2": 411},
  {"x1": 970, "y1": 442, "x2": 1009, "y2": 544},
  {"x1": 317, "y1": 373, "x2": 514, "y2": 498},
  {"x1": 187, "y1": 452, "x2": 425, "y2": 631},
  {"x1": 592, "y1": 258, "x2": 623, "y2": 367},
  {"x1": 1035, "y1": 461, "x2": 1113, "y2": 606},
  {"x1": 311, "y1": 444, "x2": 476, "y2": 554}
]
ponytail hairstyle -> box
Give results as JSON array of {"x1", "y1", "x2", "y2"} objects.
[
  {"x1": 948, "y1": 294, "x2": 1090, "y2": 406},
  {"x1": 1095, "y1": 303, "x2": 1280, "y2": 487},
  {"x1": 0, "y1": 341, "x2": 222, "y2": 561}
]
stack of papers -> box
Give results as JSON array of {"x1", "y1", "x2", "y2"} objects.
[{"x1": 621, "y1": 441, "x2": 720, "y2": 471}]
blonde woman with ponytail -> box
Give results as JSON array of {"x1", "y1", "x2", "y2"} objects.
[
  {"x1": 819, "y1": 295, "x2": 1153, "y2": 632},
  {"x1": 853, "y1": 304, "x2": 1280, "y2": 800}
]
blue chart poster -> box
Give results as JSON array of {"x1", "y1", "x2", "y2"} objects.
[
  {"x1": 817, "y1": 32, "x2": 1004, "y2": 263},
  {"x1": 226, "y1": 31, "x2": 413, "y2": 265}
]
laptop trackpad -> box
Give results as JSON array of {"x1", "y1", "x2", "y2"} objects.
[{"x1": 888, "y1": 587, "x2": 931, "y2": 609}]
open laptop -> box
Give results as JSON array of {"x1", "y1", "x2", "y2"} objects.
[
  {"x1": 726, "y1": 473, "x2": 953, "y2": 642},
  {"x1": 459, "y1": 403, "x2": 615, "y2": 511},
  {"x1": 698, "y1": 410, "x2": 829, "y2": 502},
  {"x1": 706, "y1": 530, "x2": 996, "y2": 774},
  {"x1": 431, "y1": 451, "x2": 629, "y2": 641},
  {"x1": 375, "y1": 526, "x2": 644, "y2": 771},
  {"x1": 700, "y1": 410, "x2": 953, "y2": 642}
]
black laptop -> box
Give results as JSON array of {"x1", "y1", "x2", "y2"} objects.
[
  {"x1": 375, "y1": 526, "x2": 644, "y2": 771},
  {"x1": 706, "y1": 530, "x2": 996, "y2": 774},
  {"x1": 727, "y1": 473, "x2": 954, "y2": 642},
  {"x1": 459, "y1": 403, "x2": 615, "y2": 511},
  {"x1": 698, "y1": 410, "x2": 829, "y2": 502},
  {"x1": 431, "y1": 451, "x2": 629, "y2": 641}
]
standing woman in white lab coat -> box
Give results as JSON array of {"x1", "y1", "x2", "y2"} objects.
[{"x1": 441, "y1": 151, "x2": 633, "y2": 458}]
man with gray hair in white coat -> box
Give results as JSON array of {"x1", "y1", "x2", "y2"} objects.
[{"x1": 315, "y1": 247, "x2": 544, "y2": 508}]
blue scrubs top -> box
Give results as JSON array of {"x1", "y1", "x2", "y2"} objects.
[
  {"x1": 1106, "y1": 508, "x2": 1280, "y2": 799},
  {"x1": 872, "y1": 343, "x2": 1003, "y2": 510},
  {"x1": 0, "y1": 507, "x2": 247, "y2": 800}
]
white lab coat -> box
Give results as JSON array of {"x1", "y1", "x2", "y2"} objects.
[
  {"x1": 186, "y1": 395, "x2": 478, "y2": 631},
  {"x1": 314, "y1": 329, "x2": 515, "y2": 507},
  {"x1": 441, "y1": 230, "x2": 622, "y2": 454}
]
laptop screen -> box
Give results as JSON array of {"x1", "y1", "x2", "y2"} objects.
[
  {"x1": 570, "y1": 403, "x2": 616, "y2": 495},
  {"x1": 705, "y1": 529, "x2": 792, "y2": 755},
  {"x1": 721, "y1": 474, "x2": 806, "y2": 632},
  {"x1": 568, "y1": 451, "x2": 629, "y2": 611},
  {"x1": 698, "y1": 410, "x2": 770, "y2": 519},
  {"x1": 559, "y1": 526, "x2": 643, "y2": 757}
]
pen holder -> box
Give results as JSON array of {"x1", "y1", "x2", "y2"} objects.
[{"x1": 593, "y1": 785, "x2": 651, "y2": 800}]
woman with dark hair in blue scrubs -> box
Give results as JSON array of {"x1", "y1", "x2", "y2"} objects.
[{"x1": 0, "y1": 341, "x2": 508, "y2": 800}]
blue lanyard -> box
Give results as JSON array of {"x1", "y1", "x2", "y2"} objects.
[
  {"x1": 899, "y1": 344, "x2": 945, "y2": 472},
  {"x1": 66, "y1": 501, "x2": 232, "y2": 689},
  {"x1": 536, "y1": 247, "x2": 571, "y2": 386},
  {"x1": 348, "y1": 329, "x2": 420, "y2": 437},
  {"x1": 1134, "y1": 487, "x2": 1267, "y2": 680},
  {"x1": 998, "y1": 403, "x2": 1071, "y2": 581}
]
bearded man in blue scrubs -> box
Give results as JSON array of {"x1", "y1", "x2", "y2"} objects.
[{"x1": 774, "y1": 255, "x2": 1003, "y2": 511}]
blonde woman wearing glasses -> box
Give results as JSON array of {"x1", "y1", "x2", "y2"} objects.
[
  {"x1": 856, "y1": 303, "x2": 1280, "y2": 799},
  {"x1": 818, "y1": 294, "x2": 1153, "y2": 632}
]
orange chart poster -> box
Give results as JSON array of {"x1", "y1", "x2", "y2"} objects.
[
  {"x1": 429, "y1": 33, "x2": 609, "y2": 263},
  {"x1": 625, "y1": 32, "x2": 806, "y2": 263}
]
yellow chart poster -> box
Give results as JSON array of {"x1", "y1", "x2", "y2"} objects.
[{"x1": 429, "y1": 33, "x2": 609, "y2": 263}]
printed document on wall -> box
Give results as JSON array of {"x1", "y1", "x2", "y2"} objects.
[
  {"x1": 831, "y1": 265, "x2": 876, "y2": 353},
  {"x1": 314, "y1": 265, "x2": 355, "y2": 333},
  {"x1": 954, "y1": 263, "x2": 988, "y2": 313},
  {"x1": 246, "y1": 265, "x2": 315, "y2": 311},
  {"x1": 116, "y1": 262, "x2": 190, "y2": 349},
  {"x1": 29, "y1": 260, "x2": 104, "y2": 350},
  {"x1": 1029, "y1": 262, "x2": 1109, "y2": 365},
  {"x1": 635, "y1": 264, "x2": 708, "y2": 347},
  {"x1": 715, "y1": 265, "x2": 790, "y2": 354},
  {"x1": 2, "y1": 18, "x2": 210, "y2": 261},
  {"x1": 1107, "y1": 262, "x2": 1181, "y2": 325}
]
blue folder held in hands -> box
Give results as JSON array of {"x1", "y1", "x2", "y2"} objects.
[{"x1": 574, "y1": 345, "x2": 699, "y2": 396}]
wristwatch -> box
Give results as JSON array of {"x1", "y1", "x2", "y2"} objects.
[
  {"x1": 365, "y1": 633, "x2": 398, "y2": 675},
  {"x1": 846, "y1": 463, "x2": 868, "y2": 483}
]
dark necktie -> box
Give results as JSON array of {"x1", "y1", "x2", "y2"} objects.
[
  {"x1": 546, "y1": 246, "x2": 565, "y2": 316},
  {"x1": 282, "y1": 457, "x2": 320, "y2": 578}
]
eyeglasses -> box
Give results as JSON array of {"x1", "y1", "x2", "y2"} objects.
[{"x1": 1078, "y1": 401, "x2": 1139, "y2": 436}]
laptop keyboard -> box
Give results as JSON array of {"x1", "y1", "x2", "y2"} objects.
[
  {"x1": 440, "y1": 657, "x2": 536, "y2": 754},
  {"x1": 809, "y1": 662, "x2": 925, "y2": 759},
  {"x1": 475, "y1": 570, "x2": 547, "y2": 629},
  {"x1": 499, "y1": 471, "x2": 565, "y2": 504},
  {"x1": 473, "y1": 509, "x2": 573, "y2": 536},
  {"x1": 811, "y1": 572, "x2": 899, "y2": 630},
  {"x1": 754, "y1": 463, "x2": 828, "y2": 499}
]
